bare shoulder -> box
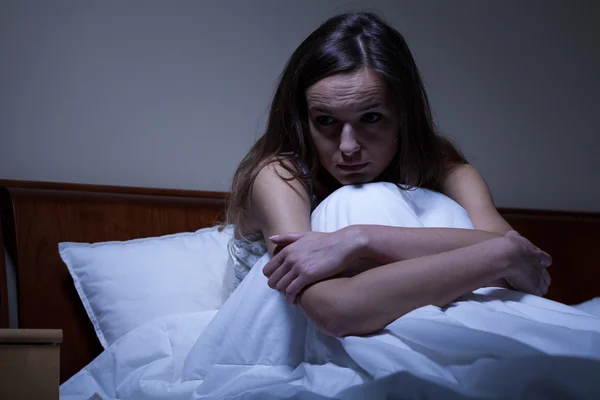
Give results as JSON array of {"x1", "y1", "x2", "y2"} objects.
[
  {"x1": 249, "y1": 158, "x2": 312, "y2": 253},
  {"x1": 441, "y1": 164, "x2": 512, "y2": 233},
  {"x1": 441, "y1": 164, "x2": 490, "y2": 200},
  {"x1": 252, "y1": 157, "x2": 310, "y2": 205}
]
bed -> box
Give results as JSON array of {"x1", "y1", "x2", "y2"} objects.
[{"x1": 1, "y1": 179, "x2": 599, "y2": 399}]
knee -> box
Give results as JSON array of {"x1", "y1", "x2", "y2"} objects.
[
  {"x1": 311, "y1": 182, "x2": 413, "y2": 232},
  {"x1": 326, "y1": 182, "x2": 398, "y2": 201}
]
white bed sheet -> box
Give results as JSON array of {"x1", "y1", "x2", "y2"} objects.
[
  {"x1": 60, "y1": 255, "x2": 600, "y2": 400},
  {"x1": 574, "y1": 298, "x2": 600, "y2": 318},
  {"x1": 60, "y1": 184, "x2": 600, "y2": 399}
]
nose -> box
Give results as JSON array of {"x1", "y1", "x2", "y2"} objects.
[{"x1": 339, "y1": 123, "x2": 360, "y2": 156}]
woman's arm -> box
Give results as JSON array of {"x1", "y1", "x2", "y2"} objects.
[
  {"x1": 299, "y1": 232, "x2": 550, "y2": 337},
  {"x1": 297, "y1": 165, "x2": 551, "y2": 337},
  {"x1": 267, "y1": 225, "x2": 505, "y2": 281},
  {"x1": 299, "y1": 237, "x2": 507, "y2": 336},
  {"x1": 249, "y1": 164, "x2": 503, "y2": 325},
  {"x1": 331, "y1": 165, "x2": 515, "y2": 266},
  {"x1": 249, "y1": 160, "x2": 312, "y2": 256},
  {"x1": 251, "y1": 162, "x2": 550, "y2": 338},
  {"x1": 270, "y1": 165, "x2": 512, "y2": 268},
  {"x1": 345, "y1": 225, "x2": 502, "y2": 265},
  {"x1": 441, "y1": 164, "x2": 513, "y2": 234},
  {"x1": 262, "y1": 164, "x2": 518, "y2": 302},
  {"x1": 330, "y1": 164, "x2": 518, "y2": 280},
  {"x1": 252, "y1": 162, "x2": 363, "y2": 294}
]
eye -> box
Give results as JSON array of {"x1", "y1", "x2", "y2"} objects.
[
  {"x1": 360, "y1": 112, "x2": 382, "y2": 123},
  {"x1": 316, "y1": 116, "x2": 338, "y2": 126}
]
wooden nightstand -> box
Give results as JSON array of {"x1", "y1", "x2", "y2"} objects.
[{"x1": 0, "y1": 329, "x2": 62, "y2": 400}]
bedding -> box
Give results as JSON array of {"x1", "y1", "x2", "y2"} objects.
[
  {"x1": 60, "y1": 183, "x2": 600, "y2": 399},
  {"x1": 59, "y1": 225, "x2": 233, "y2": 348}
]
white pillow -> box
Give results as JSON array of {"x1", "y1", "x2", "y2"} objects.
[{"x1": 59, "y1": 225, "x2": 233, "y2": 348}]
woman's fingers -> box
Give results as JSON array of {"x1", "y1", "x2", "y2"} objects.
[
  {"x1": 263, "y1": 252, "x2": 285, "y2": 277},
  {"x1": 543, "y1": 269, "x2": 551, "y2": 287},
  {"x1": 264, "y1": 233, "x2": 307, "y2": 277},
  {"x1": 541, "y1": 269, "x2": 551, "y2": 296},
  {"x1": 514, "y1": 233, "x2": 552, "y2": 269},
  {"x1": 269, "y1": 233, "x2": 304, "y2": 246},
  {"x1": 285, "y1": 277, "x2": 306, "y2": 304},
  {"x1": 535, "y1": 269, "x2": 552, "y2": 296},
  {"x1": 267, "y1": 261, "x2": 291, "y2": 289},
  {"x1": 276, "y1": 269, "x2": 298, "y2": 293},
  {"x1": 505, "y1": 230, "x2": 521, "y2": 238},
  {"x1": 540, "y1": 251, "x2": 552, "y2": 267},
  {"x1": 539, "y1": 274, "x2": 546, "y2": 296}
]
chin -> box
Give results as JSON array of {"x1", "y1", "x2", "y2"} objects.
[
  {"x1": 323, "y1": 165, "x2": 380, "y2": 186},
  {"x1": 334, "y1": 174, "x2": 375, "y2": 186}
]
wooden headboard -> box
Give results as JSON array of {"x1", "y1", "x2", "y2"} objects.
[
  {"x1": 0, "y1": 180, "x2": 228, "y2": 383},
  {"x1": 0, "y1": 211, "x2": 8, "y2": 328},
  {"x1": 1, "y1": 179, "x2": 599, "y2": 384}
]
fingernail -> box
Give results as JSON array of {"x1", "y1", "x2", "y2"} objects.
[
  {"x1": 269, "y1": 235, "x2": 279, "y2": 240},
  {"x1": 541, "y1": 254, "x2": 552, "y2": 267}
]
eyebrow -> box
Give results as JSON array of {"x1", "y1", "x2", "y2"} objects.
[
  {"x1": 309, "y1": 102, "x2": 383, "y2": 114},
  {"x1": 358, "y1": 102, "x2": 382, "y2": 111}
]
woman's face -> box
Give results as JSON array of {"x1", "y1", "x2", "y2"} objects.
[{"x1": 306, "y1": 68, "x2": 399, "y2": 185}]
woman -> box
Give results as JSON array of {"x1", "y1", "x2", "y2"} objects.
[{"x1": 224, "y1": 12, "x2": 551, "y2": 337}]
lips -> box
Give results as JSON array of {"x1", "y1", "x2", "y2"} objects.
[{"x1": 338, "y1": 162, "x2": 368, "y2": 172}]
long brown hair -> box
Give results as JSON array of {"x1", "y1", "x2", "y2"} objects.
[{"x1": 224, "y1": 12, "x2": 467, "y2": 234}]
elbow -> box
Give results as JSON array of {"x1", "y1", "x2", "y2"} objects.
[
  {"x1": 298, "y1": 279, "x2": 355, "y2": 338},
  {"x1": 313, "y1": 306, "x2": 356, "y2": 338},
  {"x1": 323, "y1": 309, "x2": 390, "y2": 338},
  {"x1": 322, "y1": 308, "x2": 353, "y2": 338},
  {"x1": 298, "y1": 279, "x2": 384, "y2": 338}
]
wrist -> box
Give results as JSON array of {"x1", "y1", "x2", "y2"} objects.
[
  {"x1": 487, "y1": 236, "x2": 516, "y2": 280},
  {"x1": 340, "y1": 225, "x2": 370, "y2": 263}
]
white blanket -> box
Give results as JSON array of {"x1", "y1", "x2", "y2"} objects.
[{"x1": 60, "y1": 184, "x2": 600, "y2": 399}]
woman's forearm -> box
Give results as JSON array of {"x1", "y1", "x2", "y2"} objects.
[
  {"x1": 349, "y1": 225, "x2": 503, "y2": 265},
  {"x1": 299, "y1": 237, "x2": 508, "y2": 337}
]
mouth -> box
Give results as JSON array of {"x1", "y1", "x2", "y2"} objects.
[{"x1": 338, "y1": 162, "x2": 369, "y2": 172}]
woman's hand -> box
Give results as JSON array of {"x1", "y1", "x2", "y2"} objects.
[
  {"x1": 499, "y1": 231, "x2": 552, "y2": 296},
  {"x1": 263, "y1": 228, "x2": 363, "y2": 304}
]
